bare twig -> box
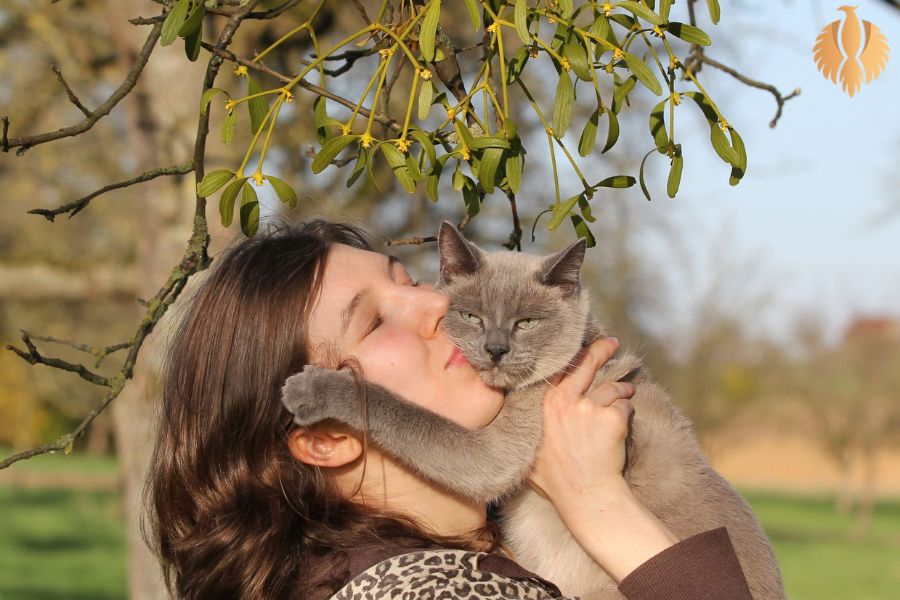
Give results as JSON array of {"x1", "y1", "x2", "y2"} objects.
[
  {"x1": 2, "y1": 21, "x2": 164, "y2": 155},
  {"x1": 129, "y1": 15, "x2": 166, "y2": 25},
  {"x1": 25, "y1": 333, "x2": 132, "y2": 368},
  {"x1": 502, "y1": 191, "x2": 523, "y2": 251},
  {"x1": 693, "y1": 54, "x2": 801, "y2": 128},
  {"x1": 29, "y1": 163, "x2": 193, "y2": 221},
  {"x1": 51, "y1": 65, "x2": 92, "y2": 117},
  {"x1": 6, "y1": 331, "x2": 111, "y2": 387},
  {"x1": 384, "y1": 235, "x2": 437, "y2": 246},
  {"x1": 350, "y1": 0, "x2": 372, "y2": 24}
]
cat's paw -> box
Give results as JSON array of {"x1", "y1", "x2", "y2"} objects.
[{"x1": 280, "y1": 365, "x2": 357, "y2": 426}]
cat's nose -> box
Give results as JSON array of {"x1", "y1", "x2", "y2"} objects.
[{"x1": 484, "y1": 344, "x2": 509, "y2": 363}]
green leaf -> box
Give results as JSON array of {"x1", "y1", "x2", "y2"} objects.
[
  {"x1": 658, "y1": 0, "x2": 672, "y2": 22},
  {"x1": 220, "y1": 109, "x2": 236, "y2": 145},
  {"x1": 462, "y1": 0, "x2": 481, "y2": 30},
  {"x1": 564, "y1": 38, "x2": 591, "y2": 81},
  {"x1": 589, "y1": 15, "x2": 617, "y2": 57},
  {"x1": 623, "y1": 51, "x2": 662, "y2": 95},
  {"x1": 418, "y1": 79, "x2": 434, "y2": 120},
  {"x1": 462, "y1": 178, "x2": 481, "y2": 217},
  {"x1": 469, "y1": 136, "x2": 511, "y2": 150},
  {"x1": 247, "y1": 76, "x2": 269, "y2": 135},
  {"x1": 456, "y1": 120, "x2": 476, "y2": 149},
  {"x1": 578, "y1": 109, "x2": 599, "y2": 157},
  {"x1": 616, "y1": 1, "x2": 664, "y2": 26},
  {"x1": 666, "y1": 147, "x2": 683, "y2": 198},
  {"x1": 409, "y1": 128, "x2": 436, "y2": 166},
  {"x1": 548, "y1": 194, "x2": 581, "y2": 230},
  {"x1": 313, "y1": 96, "x2": 328, "y2": 143},
  {"x1": 161, "y1": 0, "x2": 190, "y2": 47},
  {"x1": 706, "y1": 0, "x2": 721, "y2": 25},
  {"x1": 613, "y1": 75, "x2": 637, "y2": 111},
  {"x1": 478, "y1": 147, "x2": 503, "y2": 193},
  {"x1": 197, "y1": 169, "x2": 235, "y2": 197},
  {"x1": 558, "y1": 0, "x2": 574, "y2": 19},
  {"x1": 594, "y1": 175, "x2": 635, "y2": 188},
  {"x1": 665, "y1": 22, "x2": 712, "y2": 46},
  {"x1": 239, "y1": 182, "x2": 260, "y2": 237},
  {"x1": 183, "y1": 27, "x2": 202, "y2": 61},
  {"x1": 200, "y1": 88, "x2": 227, "y2": 115},
  {"x1": 514, "y1": 0, "x2": 531, "y2": 45},
  {"x1": 426, "y1": 159, "x2": 442, "y2": 201},
  {"x1": 178, "y1": 0, "x2": 206, "y2": 37},
  {"x1": 380, "y1": 143, "x2": 417, "y2": 193},
  {"x1": 505, "y1": 152, "x2": 523, "y2": 193},
  {"x1": 570, "y1": 214, "x2": 596, "y2": 247},
  {"x1": 638, "y1": 149, "x2": 654, "y2": 201},
  {"x1": 311, "y1": 135, "x2": 356, "y2": 173},
  {"x1": 406, "y1": 152, "x2": 425, "y2": 182},
  {"x1": 683, "y1": 91, "x2": 717, "y2": 121},
  {"x1": 452, "y1": 161, "x2": 465, "y2": 191},
  {"x1": 506, "y1": 47, "x2": 530, "y2": 84},
  {"x1": 601, "y1": 109, "x2": 619, "y2": 153},
  {"x1": 728, "y1": 128, "x2": 746, "y2": 185},
  {"x1": 266, "y1": 175, "x2": 298, "y2": 209},
  {"x1": 551, "y1": 71, "x2": 574, "y2": 137},
  {"x1": 578, "y1": 195, "x2": 596, "y2": 222},
  {"x1": 347, "y1": 148, "x2": 369, "y2": 188},
  {"x1": 649, "y1": 99, "x2": 668, "y2": 153},
  {"x1": 420, "y1": 0, "x2": 440, "y2": 62},
  {"x1": 218, "y1": 178, "x2": 245, "y2": 228},
  {"x1": 709, "y1": 122, "x2": 739, "y2": 166}
]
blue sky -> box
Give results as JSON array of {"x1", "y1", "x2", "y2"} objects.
[{"x1": 641, "y1": 0, "x2": 900, "y2": 344}]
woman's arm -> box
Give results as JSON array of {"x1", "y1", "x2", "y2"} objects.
[{"x1": 527, "y1": 337, "x2": 751, "y2": 599}]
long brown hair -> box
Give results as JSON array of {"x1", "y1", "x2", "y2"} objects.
[{"x1": 145, "y1": 219, "x2": 499, "y2": 600}]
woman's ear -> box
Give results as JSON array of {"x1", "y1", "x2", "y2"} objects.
[{"x1": 288, "y1": 423, "x2": 364, "y2": 468}]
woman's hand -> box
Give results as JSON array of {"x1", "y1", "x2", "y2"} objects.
[
  {"x1": 528, "y1": 336, "x2": 635, "y2": 505},
  {"x1": 527, "y1": 336, "x2": 679, "y2": 583}
]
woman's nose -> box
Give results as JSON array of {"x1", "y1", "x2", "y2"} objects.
[{"x1": 398, "y1": 286, "x2": 449, "y2": 338}]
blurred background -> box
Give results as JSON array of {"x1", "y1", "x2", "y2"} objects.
[{"x1": 1, "y1": 0, "x2": 898, "y2": 598}]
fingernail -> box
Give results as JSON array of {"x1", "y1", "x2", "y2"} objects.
[{"x1": 608, "y1": 336, "x2": 620, "y2": 347}]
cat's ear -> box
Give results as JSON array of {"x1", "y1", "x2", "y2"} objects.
[
  {"x1": 438, "y1": 220, "x2": 482, "y2": 282},
  {"x1": 540, "y1": 238, "x2": 586, "y2": 296}
]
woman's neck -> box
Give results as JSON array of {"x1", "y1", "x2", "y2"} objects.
[{"x1": 335, "y1": 447, "x2": 487, "y2": 538}]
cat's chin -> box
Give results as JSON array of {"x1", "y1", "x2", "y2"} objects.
[{"x1": 478, "y1": 366, "x2": 533, "y2": 390}]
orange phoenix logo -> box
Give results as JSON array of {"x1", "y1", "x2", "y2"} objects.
[{"x1": 813, "y1": 5, "x2": 890, "y2": 97}]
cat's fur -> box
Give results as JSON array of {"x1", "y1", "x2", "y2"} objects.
[{"x1": 281, "y1": 222, "x2": 784, "y2": 600}]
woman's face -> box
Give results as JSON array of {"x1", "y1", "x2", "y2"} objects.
[{"x1": 307, "y1": 243, "x2": 505, "y2": 429}]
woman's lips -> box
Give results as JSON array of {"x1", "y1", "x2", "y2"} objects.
[{"x1": 445, "y1": 347, "x2": 469, "y2": 369}]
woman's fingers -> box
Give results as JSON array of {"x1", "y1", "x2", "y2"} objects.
[
  {"x1": 553, "y1": 336, "x2": 620, "y2": 396},
  {"x1": 587, "y1": 380, "x2": 635, "y2": 407}
]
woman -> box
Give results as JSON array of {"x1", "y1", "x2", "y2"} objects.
[{"x1": 147, "y1": 219, "x2": 752, "y2": 599}]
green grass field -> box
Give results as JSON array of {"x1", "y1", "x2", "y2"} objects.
[{"x1": 1, "y1": 450, "x2": 899, "y2": 599}]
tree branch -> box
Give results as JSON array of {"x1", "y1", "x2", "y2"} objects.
[
  {"x1": 6, "y1": 331, "x2": 111, "y2": 387},
  {"x1": 692, "y1": 54, "x2": 801, "y2": 128},
  {"x1": 28, "y1": 163, "x2": 194, "y2": 221},
  {"x1": 502, "y1": 190, "x2": 523, "y2": 251},
  {"x1": 25, "y1": 333, "x2": 132, "y2": 368},
  {"x1": 51, "y1": 64, "x2": 92, "y2": 117},
  {"x1": 384, "y1": 235, "x2": 437, "y2": 247},
  {"x1": 2, "y1": 20, "x2": 164, "y2": 155}
]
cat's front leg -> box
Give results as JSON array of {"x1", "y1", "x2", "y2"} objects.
[{"x1": 281, "y1": 365, "x2": 370, "y2": 430}]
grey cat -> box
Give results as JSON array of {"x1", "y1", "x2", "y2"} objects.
[{"x1": 281, "y1": 222, "x2": 785, "y2": 600}]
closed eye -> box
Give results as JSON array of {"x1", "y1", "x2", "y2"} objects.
[{"x1": 366, "y1": 314, "x2": 383, "y2": 336}]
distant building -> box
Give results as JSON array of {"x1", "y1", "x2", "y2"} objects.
[{"x1": 843, "y1": 317, "x2": 900, "y2": 343}]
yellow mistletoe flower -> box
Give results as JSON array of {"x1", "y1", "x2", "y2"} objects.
[
  {"x1": 560, "y1": 58, "x2": 571, "y2": 71},
  {"x1": 651, "y1": 26, "x2": 665, "y2": 39},
  {"x1": 252, "y1": 171, "x2": 264, "y2": 186},
  {"x1": 396, "y1": 138, "x2": 410, "y2": 153},
  {"x1": 671, "y1": 91, "x2": 681, "y2": 106},
  {"x1": 460, "y1": 147, "x2": 470, "y2": 161},
  {"x1": 486, "y1": 22, "x2": 499, "y2": 33},
  {"x1": 718, "y1": 119, "x2": 730, "y2": 131},
  {"x1": 281, "y1": 89, "x2": 294, "y2": 103},
  {"x1": 602, "y1": 3, "x2": 613, "y2": 17},
  {"x1": 360, "y1": 132, "x2": 374, "y2": 148},
  {"x1": 613, "y1": 48, "x2": 624, "y2": 61},
  {"x1": 418, "y1": 68, "x2": 432, "y2": 80},
  {"x1": 233, "y1": 65, "x2": 249, "y2": 77},
  {"x1": 447, "y1": 107, "x2": 457, "y2": 120}
]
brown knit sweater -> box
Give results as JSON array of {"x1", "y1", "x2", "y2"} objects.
[{"x1": 308, "y1": 526, "x2": 753, "y2": 599}]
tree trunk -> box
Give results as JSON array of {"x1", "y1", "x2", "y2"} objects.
[{"x1": 852, "y1": 442, "x2": 878, "y2": 541}]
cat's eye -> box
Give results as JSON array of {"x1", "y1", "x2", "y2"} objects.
[
  {"x1": 515, "y1": 318, "x2": 540, "y2": 330},
  {"x1": 459, "y1": 311, "x2": 483, "y2": 326}
]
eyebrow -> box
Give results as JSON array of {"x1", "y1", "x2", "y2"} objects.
[{"x1": 339, "y1": 255, "x2": 401, "y2": 338}]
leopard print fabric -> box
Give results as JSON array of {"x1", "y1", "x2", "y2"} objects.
[{"x1": 330, "y1": 549, "x2": 579, "y2": 599}]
